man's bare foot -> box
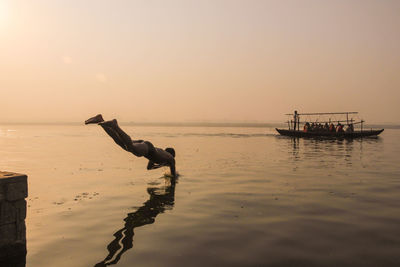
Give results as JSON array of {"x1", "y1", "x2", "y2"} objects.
[
  {"x1": 99, "y1": 119, "x2": 117, "y2": 127},
  {"x1": 85, "y1": 114, "x2": 104, "y2": 125}
]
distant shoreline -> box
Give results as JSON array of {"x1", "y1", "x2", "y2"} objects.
[{"x1": 1, "y1": 122, "x2": 399, "y2": 129}]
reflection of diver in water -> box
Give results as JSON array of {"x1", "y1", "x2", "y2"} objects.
[{"x1": 94, "y1": 176, "x2": 177, "y2": 267}]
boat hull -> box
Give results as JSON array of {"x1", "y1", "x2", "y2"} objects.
[{"x1": 276, "y1": 128, "x2": 384, "y2": 138}]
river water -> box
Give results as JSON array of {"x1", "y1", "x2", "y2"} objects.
[{"x1": 1, "y1": 124, "x2": 399, "y2": 267}]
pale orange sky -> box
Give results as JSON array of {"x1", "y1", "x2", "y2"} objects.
[{"x1": 1, "y1": 0, "x2": 399, "y2": 123}]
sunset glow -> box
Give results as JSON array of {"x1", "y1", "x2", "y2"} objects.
[{"x1": 1, "y1": 0, "x2": 399, "y2": 123}]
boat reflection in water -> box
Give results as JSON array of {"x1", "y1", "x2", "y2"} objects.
[{"x1": 94, "y1": 176, "x2": 177, "y2": 267}]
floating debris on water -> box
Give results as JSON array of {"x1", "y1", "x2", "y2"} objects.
[{"x1": 73, "y1": 192, "x2": 100, "y2": 202}]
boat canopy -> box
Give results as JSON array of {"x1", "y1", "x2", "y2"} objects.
[
  {"x1": 285, "y1": 112, "x2": 358, "y2": 116},
  {"x1": 285, "y1": 111, "x2": 364, "y2": 131}
]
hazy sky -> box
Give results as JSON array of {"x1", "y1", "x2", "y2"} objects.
[{"x1": 1, "y1": 0, "x2": 399, "y2": 123}]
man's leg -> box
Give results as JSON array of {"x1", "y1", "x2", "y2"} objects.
[
  {"x1": 86, "y1": 114, "x2": 128, "y2": 151},
  {"x1": 99, "y1": 124, "x2": 129, "y2": 151},
  {"x1": 100, "y1": 119, "x2": 148, "y2": 157},
  {"x1": 85, "y1": 114, "x2": 148, "y2": 157}
]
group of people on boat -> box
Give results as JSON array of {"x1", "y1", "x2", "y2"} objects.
[
  {"x1": 282, "y1": 111, "x2": 383, "y2": 137},
  {"x1": 303, "y1": 122, "x2": 354, "y2": 133}
]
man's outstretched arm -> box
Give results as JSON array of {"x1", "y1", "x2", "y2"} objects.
[
  {"x1": 147, "y1": 161, "x2": 155, "y2": 170},
  {"x1": 170, "y1": 165, "x2": 176, "y2": 177},
  {"x1": 169, "y1": 160, "x2": 176, "y2": 177}
]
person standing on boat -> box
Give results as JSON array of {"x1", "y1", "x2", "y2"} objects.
[{"x1": 293, "y1": 111, "x2": 299, "y2": 131}]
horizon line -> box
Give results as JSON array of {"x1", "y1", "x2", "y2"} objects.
[{"x1": 0, "y1": 121, "x2": 399, "y2": 128}]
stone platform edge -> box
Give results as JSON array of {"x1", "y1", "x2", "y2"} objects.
[{"x1": 0, "y1": 171, "x2": 28, "y2": 260}]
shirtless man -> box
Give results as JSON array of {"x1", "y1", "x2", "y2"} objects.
[{"x1": 85, "y1": 114, "x2": 176, "y2": 177}]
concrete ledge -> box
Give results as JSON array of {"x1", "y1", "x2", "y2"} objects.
[
  {"x1": 0, "y1": 172, "x2": 28, "y2": 202},
  {"x1": 0, "y1": 172, "x2": 27, "y2": 184},
  {"x1": 0, "y1": 241, "x2": 26, "y2": 267},
  {"x1": 0, "y1": 171, "x2": 27, "y2": 265}
]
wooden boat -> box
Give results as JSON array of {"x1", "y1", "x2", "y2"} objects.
[
  {"x1": 276, "y1": 111, "x2": 384, "y2": 138},
  {"x1": 276, "y1": 128, "x2": 384, "y2": 138}
]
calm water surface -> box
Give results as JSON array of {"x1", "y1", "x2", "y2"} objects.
[{"x1": 0, "y1": 125, "x2": 399, "y2": 267}]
